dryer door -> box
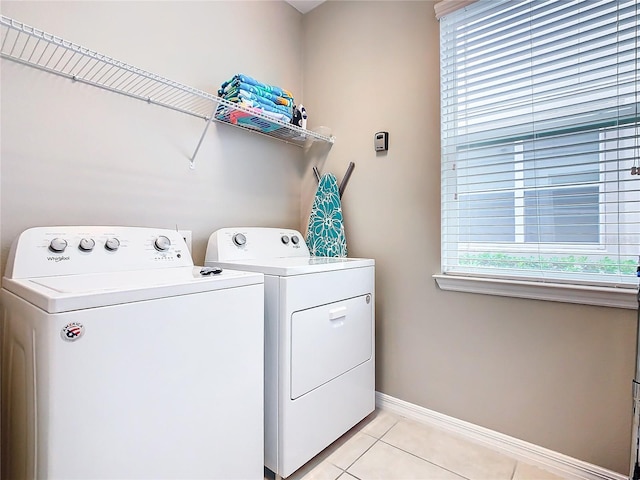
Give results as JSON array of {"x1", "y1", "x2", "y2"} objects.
[{"x1": 290, "y1": 294, "x2": 372, "y2": 400}]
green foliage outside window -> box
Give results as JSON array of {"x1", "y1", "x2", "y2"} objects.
[{"x1": 460, "y1": 253, "x2": 636, "y2": 275}]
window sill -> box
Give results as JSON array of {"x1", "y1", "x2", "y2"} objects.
[{"x1": 433, "y1": 274, "x2": 637, "y2": 310}]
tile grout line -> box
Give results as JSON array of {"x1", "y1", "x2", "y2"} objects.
[
  {"x1": 383, "y1": 413, "x2": 528, "y2": 480},
  {"x1": 340, "y1": 469, "x2": 363, "y2": 480},
  {"x1": 343, "y1": 414, "x2": 477, "y2": 480},
  {"x1": 509, "y1": 460, "x2": 518, "y2": 480},
  {"x1": 377, "y1": 415, "x2": 475, "y2": 480},
  {"x1": 333, "y1": 417, "x2": 401, "y2": 477},
  {"x1": 340, "y1": 436, "x2": 380, "y2": 474},
  {"x1": 376, "y1": 437, "x2": 472, "y2": 480}
]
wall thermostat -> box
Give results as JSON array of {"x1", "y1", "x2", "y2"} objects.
[{"x1": 375, "y1": 131, "x2": 389, "y2": 152}]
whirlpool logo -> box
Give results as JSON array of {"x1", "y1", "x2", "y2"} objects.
[{"x1": 47, "y1": 256, "x2": 70, "y2": 262}]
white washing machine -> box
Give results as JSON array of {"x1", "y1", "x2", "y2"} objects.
[
  {"x1": 205, "y1": 227, "x2": 375, "y2": 479},
  {"x1": 1, "y1": 226, "x2": 264, "y2": 480}
]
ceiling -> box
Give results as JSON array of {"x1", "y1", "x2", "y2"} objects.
[{"x1": 285, "y1": 0, "x2": 326, "y2": 14}]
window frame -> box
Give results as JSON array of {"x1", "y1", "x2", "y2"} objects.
[{"x1": 437, "y1": 0, "x2": 640, "y2": 308}]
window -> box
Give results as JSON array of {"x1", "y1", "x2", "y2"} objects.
[{"x1": 440, "y1": 0, "x2": 640, "y2": 288}]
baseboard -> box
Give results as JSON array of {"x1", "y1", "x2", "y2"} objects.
[{"x1": 375, "y1": 392, "x2": 627, "y2": 480}]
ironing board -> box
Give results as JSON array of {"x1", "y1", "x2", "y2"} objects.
[{"x1": 305, "y1": 173, "x2": 347, "y2": 257}]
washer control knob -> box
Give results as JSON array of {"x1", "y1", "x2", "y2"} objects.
[
  {"x1": 232, "y1": 233, "x2": 246, "y2": 247},
  {"x1": 281, "y1": 235, "x2": 290, "y2": 244},
  {"x1": 105, "y1": 237, "x2": 120, "y2": 252},
  {"x1": 291, "y1": 235, "x2": 300, "y2": 245},
  {"x1": 78, "y1": 238, "x2": 95, "y2": 252},
  {"x1": 49, "y1": 237, "x2": 67, "y2": 253},
  {"x1": 154, "y1": 235, "x2": 171, "y2": 252}
]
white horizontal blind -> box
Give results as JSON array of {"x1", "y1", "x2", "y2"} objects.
[
  {"x1": 440, "y1": 0, "x2": 640, "y2": 287},
  {"x1": 434, "y1": 0, "x2": 477, "y2": 19}
]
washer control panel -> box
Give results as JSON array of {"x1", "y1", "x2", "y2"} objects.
[
  {"x1": 206, "y1": 227, "x2": 309, "y2": 262},
  {"x1": 5, "y1": 226, "x2": 193, "y2": 279}
]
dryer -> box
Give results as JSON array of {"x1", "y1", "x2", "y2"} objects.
[
  {"x1": 205, "y1": 227, "x2": 375, "y2": 479},
  {"x1": 1, "y1": 226, "x2": 264, "y2": 480}
]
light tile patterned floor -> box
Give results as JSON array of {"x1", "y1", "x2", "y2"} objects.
[{"x1": 264, "y1": 409, "x2": 571, "y2": 480}]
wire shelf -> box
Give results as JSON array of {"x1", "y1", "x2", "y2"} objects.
[{"x1": 0, "y1": 15, "x2": 334, "y2": 167}]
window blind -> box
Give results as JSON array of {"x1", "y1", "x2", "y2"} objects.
[
  {"x1": 434, "y1": 0, "x2": 477, "y2": 20},
  {"x1": 440, "y1": 0, "x2": 640, "y2": 287}
]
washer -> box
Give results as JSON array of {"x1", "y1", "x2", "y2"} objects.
[
  {"x1": 1, "y1": 226, "x2": 264, "y2": 480},
  {"x1": 205, "y1": 227, "x2": 375, "y2": 479}
]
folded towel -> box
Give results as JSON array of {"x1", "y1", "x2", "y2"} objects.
[
  {"x1": 223, "y1": 81, "x2": 293, "y2": 107},
  {"x1": 219, "y1": 74, "x2": 294, "y2": 100},
  {"x1": 241, "y1": 107, "x2": 291, "y2": 123},
  {"x1": 240, "y1": 104, "x2": 291, "y2": 122},
  {"x1": 227, "y1": 109, "x2": 283, "y2": 132},
  {"x1": 225, "y1": 90, "x2": 293, "y2": 117},
  {"x1": 217, "y1": 74, "x2": 296, "y2": 125},
  {"x1": 216, "y1": 102, "x2": 292, "y2": 124}
]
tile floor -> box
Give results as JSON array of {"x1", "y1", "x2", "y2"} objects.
[{"x1": 264, "y1": 409, "x2": 571, "y2": 480}]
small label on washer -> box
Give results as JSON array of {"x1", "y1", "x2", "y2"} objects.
[{"x1": 61, "y1": 322, "x2": 84, "y2": 342}]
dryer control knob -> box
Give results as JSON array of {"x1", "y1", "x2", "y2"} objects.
[
  {"x1": 49, "y1": 237, "x2": 67, "y2": 253},
  {"x1": 291, "y1": 235, "x2": 300, "y2": 245},
  {"x1": 78, "y1": 238, "x2": 95, "y2": 252},
  {"x1": 154, "y1": 235, "x2": 171, "y2": 252},
  {"x1": 105, "y1": 237, "x2": 120, "y2": 251},
  {"x1": 232, "y1": 233, "x2": 246, "y2": 247},
  {"x1": 281, "y1": 235, "x2": 290, "y2": 244}
]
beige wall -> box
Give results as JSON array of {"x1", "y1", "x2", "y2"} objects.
[
  {"x1": 0, "y1": 0, "x2": 306, "y2": 269},
  {"x1": 301, "y1": 1, "x2": 636, "y2": 474}
]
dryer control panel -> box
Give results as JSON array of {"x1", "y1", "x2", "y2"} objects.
[
  {"x1": 5, "y1": 226, "x2": 193, "y2": 279},
  {"x1": 206, "y1": 227, "x2": 310, "y2": 262}
]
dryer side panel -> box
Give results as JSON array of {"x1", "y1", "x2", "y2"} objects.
[{"x1": 264, "y1": 275, "x2": 281, "y2": 474}]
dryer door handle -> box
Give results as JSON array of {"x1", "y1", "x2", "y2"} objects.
[{"x1": 328, "y1": 306, "x2": 347, "y2": 320}]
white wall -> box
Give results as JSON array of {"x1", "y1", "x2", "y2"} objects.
[
  {"x1": 301, "y1": 1, "x2": 636, "y2": 474},
  {"x1": 0, "y1": 0, "x2": 307, "y2": 269}
]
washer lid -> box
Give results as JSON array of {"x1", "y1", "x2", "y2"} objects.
[
  {"x1": 205, "y1": 256, "x2": 374, "y2": 276},
  {"x1": 2, "y1": 266, "x2": 263, "y2": 313}
]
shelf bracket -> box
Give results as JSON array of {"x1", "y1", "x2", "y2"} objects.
[{"x1": 190, "y1": 103, "x2": 218, "y2": 169}]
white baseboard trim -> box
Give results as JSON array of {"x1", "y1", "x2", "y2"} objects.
[{"x1": 375, "y1": 392, "x2": 627, "y2": 480}]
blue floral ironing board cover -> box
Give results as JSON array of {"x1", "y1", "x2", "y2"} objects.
[{"x1": 305, "y1": 173, "x2": 347, "y2": 257}]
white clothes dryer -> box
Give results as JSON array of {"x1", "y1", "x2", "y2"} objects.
[
  {"x1": 1, "y1": 226, "x2": 264, "y2": 480},
  {"x1": 205, "y1": 227, "x2": 375, "y2": 479}
]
